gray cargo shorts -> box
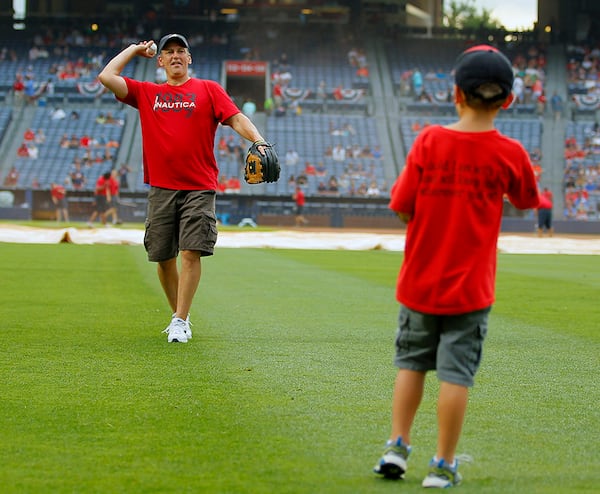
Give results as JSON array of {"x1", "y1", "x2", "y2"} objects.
[{"x1": 394, "y1": 305, "x2": 491, "y2": 387}]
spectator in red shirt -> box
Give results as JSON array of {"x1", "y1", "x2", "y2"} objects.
[
  {"x1": 105, "y1": 169, "x2": 122, "y2": 225},
  {"x1": 23, "y1": 128, "x2": 35, "y2": 141},
  {"x1": 12, "y1": 73, "x2": 25, "y2": 103},
  {"x1": 537, "y1": 186, "x2": 553, "y2": 236},
  {"x1": 293, "y1": 186, "x2": 308, "y2": 226},
  {"x1": 272, "y1": 81, "x2": 283, "y2": 107},
  {"x1": 225, "y1": 175, "x2": 241, "y2": 193},
  {"x1": 304, "y1": 161, "x2": 316, "y2": 175},
  {"x1": 16, "y1": 142, "x2": 29, "y2": 157},
  {"x1": 216, "y1": 175, "x2": 227, "y2": 193},
  {"x1": 333, "y1": 85, "x2": 344, "y2": 101},
  {"x1": 3, "y1": 166, "x2": 19, "y2": 187},
  {"x1": 87, "y1": 172, "x2": 111, "y2": 227},
  {"x1": 50, "y1": 182, "x2": 69, "y2": 222}
]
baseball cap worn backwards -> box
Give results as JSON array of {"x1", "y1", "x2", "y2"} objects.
[
  {"x1": 454, "y1": 45, "x2": 514, "y2": 102},
  {"x1": 157, "y1": 34, "x2": 190, "y2": 53}
]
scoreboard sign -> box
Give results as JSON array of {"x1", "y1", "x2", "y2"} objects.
[{"x1": 225, "y1": 61, "x2": 267, "y2": 77}]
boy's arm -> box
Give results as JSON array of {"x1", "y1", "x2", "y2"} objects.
[
  {"x1": 389, "y1": 164, "x2": 418, "y2": 223},
  {"x1": 507, "y1": 150, "x2": 541, "y2": 210}
]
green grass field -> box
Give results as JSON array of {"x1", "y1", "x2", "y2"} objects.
[{"x1": 0, "y1": 239, "x2": 598, "y2": 493}]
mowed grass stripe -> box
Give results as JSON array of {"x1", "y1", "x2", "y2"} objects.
[{"x1": 0, "y1": 244, "x2": 598, "y2": 493}]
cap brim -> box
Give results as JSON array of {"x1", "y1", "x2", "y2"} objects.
[{"x1": 157, "y1": 34, "x2": 190, "y2": 53}]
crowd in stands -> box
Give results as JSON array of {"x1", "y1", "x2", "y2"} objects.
[
  {"x1": 562, "y1": 121, "x2": 600, "y2": 219},
  {"x1": 561, "y1": 42, "x2": 600, "y2": 219},
  {"x1": 264, "y1": 38, "x2": 369, "y2": 116},
  {"x1": 566, "y1": 44, "x2": 600, "y2": 97},
  {"x1": 397, "y1": 42, "x2": 549, "y2": 115},
  {"x1": 1, "y1": 21, "x2": 600, "y2": 222}
]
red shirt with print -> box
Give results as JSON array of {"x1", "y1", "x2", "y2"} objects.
[
  {"x1": 118, "y1": 78, "x2": 240, "y2": 190},
  {"x1": 389, "y1": 125, "x2": 539, "y2": 314}
]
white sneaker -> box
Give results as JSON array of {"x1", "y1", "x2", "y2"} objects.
[
  {"x1": 172, "y1": 313, "x2": 192, "y2": 340},
  {"x1": 184, "y1": 317, "x2": 193, "y2": 340},
  {"x1": 162, "y1": 317, "x2": 188, "y2": 343}
]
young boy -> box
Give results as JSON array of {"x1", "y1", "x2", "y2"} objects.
[{"x1": 373, "y1": 45, "x2": 539, "y2": 488}]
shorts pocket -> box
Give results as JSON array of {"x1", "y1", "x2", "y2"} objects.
[{"x1": 395, "y1": 308, "x2": 411, "y2": 353}]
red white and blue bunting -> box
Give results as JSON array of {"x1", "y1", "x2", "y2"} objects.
[
  {"x1": 282, "y1": 88, "x2": 311, "y2": 102},
  {"x1": 339, "y1": 88, "x2": 365, "y2": 102},
  {"x1": 433, "y1": 90, "x2": 449, "y2": 103},
  {"x1": 572, "y1": 94, "x2": 600, "y2": 111},
  {"x1": 76, "y1": 81, "x2": 107, "y2": 98}
]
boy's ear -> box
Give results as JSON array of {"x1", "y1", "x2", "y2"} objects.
[
  {"x1": 501, "y1": 92, "x2": 515, "y2": 109},
  {"x1": 453, "y1": 85, "x2": 464, "y2": 104}
]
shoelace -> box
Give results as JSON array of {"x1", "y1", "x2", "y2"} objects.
[
  {"x1": 170, "y1": 313, "x2": 192, "y2": 327},
  {"x1": 455, "y1": 453, "x2": 474, "y2": 465},
  {"x1": 162, "y1": 318, "x2": 187, "y2": 334}
]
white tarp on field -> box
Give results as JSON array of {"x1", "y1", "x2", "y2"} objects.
[{"x1": 0, "y1": 225, "x2": 599, "y2": 254}]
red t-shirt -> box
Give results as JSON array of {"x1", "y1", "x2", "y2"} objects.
[
  {"x1": 109, "y1": 177, "x2": 119, "y2": 196},
  {"x1": 95, "y1": 176, "x2": 109, "y2": 197},
  {"x1": 118, "y1": 78, "x2": 240, "y2": 190},
  {"x1": 295, "y1": 189, "x2": 305, "y2": 206},
  {"x1": 389, "y1": 125, "x2": 539, "y2": 314},
  {"x1": 226, "y1": 177, "x2": 241, "y2": 190},
  {"x1": 537, "y1": 193, "x2": 552, "y2": 209},
  {"x1": 51, "y1": 184, "x2": 66, "y2": 200}
]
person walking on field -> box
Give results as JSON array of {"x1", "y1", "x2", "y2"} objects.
[
  {"x1": 373, "y1": 45, "x2": 539, "y2": 488},
  {"x1": 105, "y1": 168, "x2": 122, "y2": 225},
  {"x1": 293, "y1": 185, "x2": 308, "y2": 226},
  {"x1": 98, "y1": 33, "x2": 272, "y2": 343},
  {"x1": 50, "y1": 182, "x2": 69, "y2": 222},
  {"x1": 87, "y1": 172, "x2": 111, "y2": 227},
  {"x1": 537, "y1": 186, "x2": 554, "y2": 237}
]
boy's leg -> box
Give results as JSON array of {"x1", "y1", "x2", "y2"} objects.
[
  {"x1": 423, "y1": 307, "x2": 489, "y2": 486},
  {"x1": 436, "y1": 381, "x2": 469, "y2": 463},
  {"x1": 374, "y1": 369, "x2": 424, "y2": 479},
  {"x1": 391, "y1": 368, "x2": 426, "y2": 443}
]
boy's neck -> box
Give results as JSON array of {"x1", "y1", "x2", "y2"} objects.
[{"x1": 446, "y1": 105, "x2": 499, "y2": 132}]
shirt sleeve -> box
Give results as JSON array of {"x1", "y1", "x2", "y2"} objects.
[
  {"x1": 204, "y1": 80, "x2": 240, "y2": 123},
  {"x1": 116, "y1": 77, "x2": 139, "y2": 109},
  {"x1": 388, "y1": 143, "x2": 421, "y2": 215},
  {"x1": 506, "y1": 146, "x2": 540, "y2": 210}
]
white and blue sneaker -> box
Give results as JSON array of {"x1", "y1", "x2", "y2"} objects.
[
  {"x1": 422, "y1": 458, "x2": 463, "y2": 488},
  {"x1": 373, "y1": 436, "x2": 412, "y2": 480},
  {"x1": 163, "y1": 317, "x2": 188, "y2": 343}
]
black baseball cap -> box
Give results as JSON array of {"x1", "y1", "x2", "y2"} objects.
[
  {"x1": 454, "y1": 45, "x2": 514, "y2": 102},
  {"x1": 157, "y1": 34, "x2": 190, "y2": 53}
]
